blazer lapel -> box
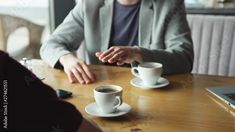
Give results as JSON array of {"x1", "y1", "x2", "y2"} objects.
[
  {"x1": 99, "y1": 0, "x2": 114, "y2": 51},
  {"x1": 139, "y1": 0, "x2": 153, "y2": 47}
]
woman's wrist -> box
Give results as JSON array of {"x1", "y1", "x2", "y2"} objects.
[
  {"x1": 59, "y1": 53, "x2": 74, "y2": 66},
  {"x1": 133, "y1": 46, "x2": 142, "y2": 63}
]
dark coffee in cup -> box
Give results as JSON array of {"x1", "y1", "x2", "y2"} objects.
[{"x1": 97, "y1": 88, "x2": 117, "y2": 93}]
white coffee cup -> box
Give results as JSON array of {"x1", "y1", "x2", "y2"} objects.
[
  {"x1": 131, "y1": 62, "x2": 163, "y2": 86},
  {"x1": 94, "y1": 85, "x2": 123, "y2": 114}
]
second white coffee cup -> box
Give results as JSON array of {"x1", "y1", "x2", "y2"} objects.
[
  {"x1": 131, "y1": 62, "x2": 163, "y2": 86},
  {"x1": 94, "y1": 85, "x2": 123, "y2": 114}
]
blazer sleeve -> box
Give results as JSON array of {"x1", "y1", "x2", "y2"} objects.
[
  {"x1": 140, "y1": 0, "x2": 194, "y2": 74},
  {"x1": 40, "y1": 0, "x2": 85, "y2": 68}
]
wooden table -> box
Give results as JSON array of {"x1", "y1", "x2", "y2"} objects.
[{"x1": 31, "y1": 60, "x2": 235, "y2": 132}]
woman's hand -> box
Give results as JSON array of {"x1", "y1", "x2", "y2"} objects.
[
  {"x1": 96, "y1": 46, "x2": 142, "y2": 65},
  {"x1": 59, "y1": 54, "x2": 96, "y2": 84}
]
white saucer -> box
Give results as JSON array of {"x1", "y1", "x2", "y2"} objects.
[
  {"x1": 130, "y1": 77, "x2": 170, "y2": 89},
  {"x1": 85, "y1": 102, "x2": 131, "y2": 117}
]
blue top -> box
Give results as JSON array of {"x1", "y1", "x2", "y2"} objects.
[{"x1": 110, "y1": 0, "x2": 140, "y2": 47}]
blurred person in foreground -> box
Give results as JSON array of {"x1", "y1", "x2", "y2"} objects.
[{"x1": 0, "y1": 51, "x2": 101, "y2": 132}]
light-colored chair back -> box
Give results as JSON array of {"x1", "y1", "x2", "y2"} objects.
[
  {"x1": 187, "y1": 14, "x2": 235, "y2": 77},
  {"x1": 0, "y1": 14, "x2": 44, "y2": 59}
]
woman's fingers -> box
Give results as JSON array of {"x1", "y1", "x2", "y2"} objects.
[
  {"x1": 71, "y1": 68, "x2": 85, "y2": 84},
  {"x1": 99, "y1": 47, "x2": 124, "y2": 63},
  {"x1": 65, "y1": 69, "x2": 78, "y2": 83},
  {"x1": 66, "y1": 65, "x2": 95, "y2": 84},
  {"x1": 81, "y1": 63, "x2": 96, "y2": 82},
  {"x1": 95, "y1": 52, "x2": 102, "y2": 58},
  {"x1": 75, "y1": 63, "x2": 95, "y2": 84},
  {"x1": 60, "y1": 54, "x2": 96, "y2": 84},
  {"x1": 96, "y1": 46, "x2": 138, "y2": 65},
  {"x1": 116, "y1": 57, "x2": 126, "y2": 65},
  {"x1": 108, "y1": 50, "x2": 125, "y2": 63},
  {"x1": 98, "y1": 47, "x2": 115, "y2": 61}
]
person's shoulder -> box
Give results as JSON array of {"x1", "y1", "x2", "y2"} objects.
[
  {"x1": 0, "y1": 50, "x2": 8, "y2": 58},
  {"x1": 75, "y1": 0, "x2": 105, "y2": 10},
  {"x1": 74, "y1": 0, "x2": 105, "y2": 14},
  {"x1": 152, "y1": 0, "x2": 183, "y2": 6},
  {"x1": 78, "y1": 0, "x2": 105, "y2": 5},
  {"x1": 152, "y1": 0, "x2": 184, "y2": 10}
]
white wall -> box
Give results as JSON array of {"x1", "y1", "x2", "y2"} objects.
[
  {"x1": 0, "y1": 0, "x2": 48, "y2": 7},
  {"x1": 0, "y1": 0, "x2": 49, "y2": 25}
]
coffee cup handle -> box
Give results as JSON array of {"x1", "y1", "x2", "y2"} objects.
[
  {"x1": 131, "y1": 67, "x2": 139, "y2": 78},
  {"x1": 113, "y1": 96, "x2": 122, "y2": 109}
]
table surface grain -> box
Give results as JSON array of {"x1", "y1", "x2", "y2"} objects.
[{"x1": 31, "y1": 60, "x2": 235, "y2": 132}]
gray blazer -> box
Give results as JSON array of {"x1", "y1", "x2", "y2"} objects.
[{"x1": 40, "y1": 0, "x2": 194, "y2": 74}]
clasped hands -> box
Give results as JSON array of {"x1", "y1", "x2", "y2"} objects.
[{"x1": 59, "y1": 46, "x2": 142, "y2": 84}]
